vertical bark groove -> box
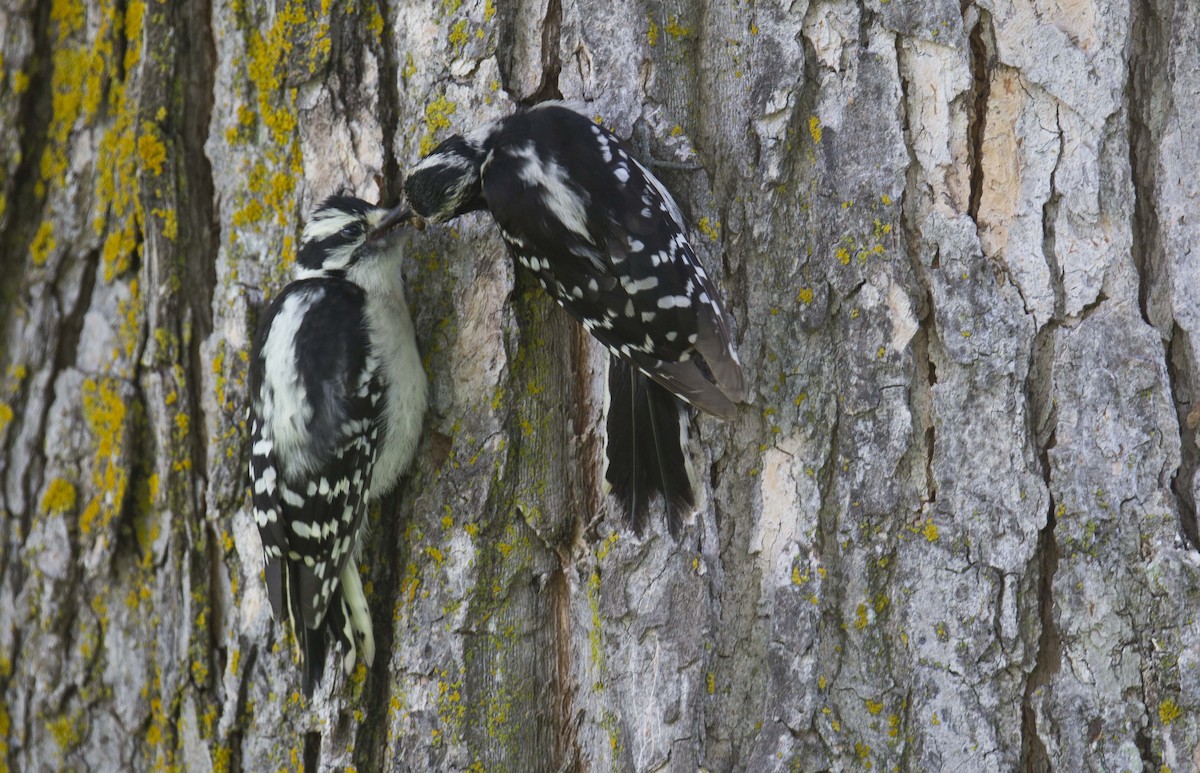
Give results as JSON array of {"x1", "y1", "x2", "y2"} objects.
[
  {"x1": 1128, "y1": 0, "x2": 1165, "y2": 331},
  {"x1": 175, "y1": 0, "x2": 220, "y2": 492},
  {"x1": 1168, "y1": 326, "x2": 1199, "y2": 546},
  {"x1": 964, "y1": 4, "x2": 994, "y2": 225},
  {"x1": 1041, "y1": 110, "x2": 1065, "y2": 320},
  {"x1": 528, "y1": 0, "x2": 563, "y2": 104},
  {"x1": 0, "y1": 1, "x2": 51, "y2": 327},
  {"x1": 375, "y1": 0, "x2": 404, "y2": 203},
  {"x1": 1020, "y1": 318, "x2": 1060, "y2": 770}
]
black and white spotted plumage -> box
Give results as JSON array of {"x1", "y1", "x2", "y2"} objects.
[
  {"x1": 405, "y1": 103, "x2": 744, "y2": 533},
  {"x1": 248, "y1": 196, "x2": 427, "y2": 694}
]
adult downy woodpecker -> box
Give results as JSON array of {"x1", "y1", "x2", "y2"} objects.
[
  {"x1": 247, "y1": 195, "x2": 427, "y2": 694},
  {"x1": 404, "y1": 103, "x2": 744, "y2": 534}
]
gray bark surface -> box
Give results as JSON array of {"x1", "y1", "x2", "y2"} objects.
[{"x1": 1, "y1": 0, "x2": 1197, "y2": 770}]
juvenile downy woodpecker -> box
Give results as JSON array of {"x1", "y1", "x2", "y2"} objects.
[
  {"x1": 247, "y1": 195, "x2": 427, "y2": 694},
  {"x1": 404, "y1": 103, "x2": 744, "y2": 534}
]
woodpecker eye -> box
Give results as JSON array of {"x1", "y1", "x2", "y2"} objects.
[{"x1": 341, "y1": 224, "x2": 360, "y2": 238}]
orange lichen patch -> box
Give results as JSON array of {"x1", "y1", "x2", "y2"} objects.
[
  {"x1": 226, "y1": 0, "x2": 323, "y2": 250},
  {"x1": 697, "y1": 217, "x2": 720, "y2": 241},
  {"x1": 419, "y1": 95, "x2": 457, "y2": 156},
  {"x1": 151, "y1": 207, "x2": 177, "y2": 240},
  {"x1": 114, "y1": 278, "x2": 143, "y2": 366},
  {"x1": 448, "y1": 18, "x2": 469, "y2": 47},
  {"x1": 122, "y1": 0, "x2": 146, "y2": 70},
  {"x1": 1160, "y1": 699, "x2": 1182, "y2": 725},
  {"x1": 246, "y1": 9, "x2": 302, "y2": 145},
  {"x1": 137, "y1": 122, "x2": 167, "y2": 176},
  {"x1": 93, "y1": 1, "x2": 149, "y2": 284},
  {"x1": 366, "y1": 4, "x2": 386, "y2": 37},
  {"x1": 30, "y1": 221, "x2": 57, "y2": 265},
  {"x1": 39, "y1": 0, "x2": 92, "y2": 197},
  {"x1": 79, "y1": 378, "x2": 130, "y2": 536},
  {"x1": 40, "y1": 478, "x2": 78, "y2": 515},
  {"x1": 0, "y1": 697, "x2": 9, "y2": 758}
]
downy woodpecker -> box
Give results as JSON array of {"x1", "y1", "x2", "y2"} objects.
[
  {"x1": 404, "y1": 103, "x2": 744, "y2": 534},
  {"x1": 247, "y1": 195, "x2": 427, "y2": 694}
]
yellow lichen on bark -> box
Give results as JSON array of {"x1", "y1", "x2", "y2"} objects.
[{"x1": 79, "y1": 378, "x2": 130, "y2": 537}]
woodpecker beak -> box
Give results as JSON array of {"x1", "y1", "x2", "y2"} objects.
[{"x1": 367, "y1": 205, "x2": 416, "y2": 242}]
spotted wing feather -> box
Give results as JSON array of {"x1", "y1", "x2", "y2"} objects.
[{"x1": 481, "y1": 105, "x2": 743, "y2": 417}]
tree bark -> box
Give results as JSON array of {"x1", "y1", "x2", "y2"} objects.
[{"x1": 1, "y1": 0, "x2": 1198, "y2": 770}]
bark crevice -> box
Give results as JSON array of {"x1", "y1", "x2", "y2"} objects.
[
  {"x1": 174, "y1": 0, "x2": 219, "y2": 496},
  {"x1": 964, "y1": 3, "x2": 995, "y2": 225},
  {"x1": 1041, "y1": 108, "x2": 1065, "y2": 321},
  {"x1": 527, "y1": 0, "x2": 564, "y2": 104},
  {"x1": 353, "y1": 486, "x2": 409, "y2": 771},
  {"x1": 1167, "y1": 326, "x2": 1199, "y2": 546},
  {"x1": 1127, "y1": 0, "x2": 1165, "y2": 331},
  {"x1": 1128, "y1": 0, "x2": 1195, "y2": 546},
  {"x1": 1020, "y1": 322, "x2": 1061, "y2": 771},
  {"x1": 0, "y1": 1, "x2": 52, "y2": 331},
  {"x1": 375, "y1": 0, "x2": 404, "y2": 203}
]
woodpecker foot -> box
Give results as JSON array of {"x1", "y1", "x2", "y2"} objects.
[{"x1": 631, "y1": 121, "x2": 704, "y2": 172}]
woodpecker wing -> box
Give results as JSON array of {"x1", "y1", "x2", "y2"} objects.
[
  {"x1": 481, "y1": 105, "x2": 744, "y2": 418},
  {"x1": 248, "y1": 280, "x2": 380, "y2": 650}
]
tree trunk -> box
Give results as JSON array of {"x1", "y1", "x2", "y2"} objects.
[{"x1": 2, "y1": 0, "x2": 1197, "y2": 770}]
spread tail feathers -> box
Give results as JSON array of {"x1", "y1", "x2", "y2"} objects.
[{"x1": 604, "y1": 358, "x2": 697, "y2": 536}]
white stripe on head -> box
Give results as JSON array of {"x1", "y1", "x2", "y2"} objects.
[
  {"x1": 408, "y1": 144, "x2": 482, "y2": 222},
  {"x1": 411, "y1": 149, "x2": 476, "y2": 175},
  {"x1": 302, "y1": 210, "x2": 360, "y2": 242}
]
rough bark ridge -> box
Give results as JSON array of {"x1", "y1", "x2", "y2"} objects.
[{"x1": 1, "y1": 0, "x2": 1198, "y2": 770}]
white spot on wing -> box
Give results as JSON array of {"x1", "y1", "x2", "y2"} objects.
[
  {"x1": 510, "y1": 143, "x2": 593, "y2": 242},
  {"x1": 630, "y1": 156, "x2": 687, "y2": 232},
  {"x1": 622, "y1": 275, "x2": 659, "y2": 293},
  {"x1": 260, "y1": 292, "x2": 317, "y2": 480}
]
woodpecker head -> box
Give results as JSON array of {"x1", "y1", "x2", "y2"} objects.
[
  {"x1": 404, "y1": 134, "x2": 489, "y2": 225},
  {"x1": 296, "y1": 195, "x2": 415, "y2": 280}
]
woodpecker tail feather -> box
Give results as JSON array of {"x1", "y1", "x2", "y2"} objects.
[
  {"x1": 270, "y1": 554, "x2": 375, "y2": 696},
  {"x1": 274, "y1": 559, "x2": 326, "y2": 696},
  {"x1": 605, "y1": 358, "x2": 697, "y2": 536},
  {"x1": 337, "y1": 562, "x2": 376, "y2": 671},
  {"x1": 300, "y1": 624, "x2": 329, "y2": 697}
]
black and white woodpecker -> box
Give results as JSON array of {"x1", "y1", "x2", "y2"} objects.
[
  {"x1": 247, "y1": 195, "x2": 427, "y2": 695},
  {"x1": 404, "y1": 102, "x2": 745, "y2": 534}
]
